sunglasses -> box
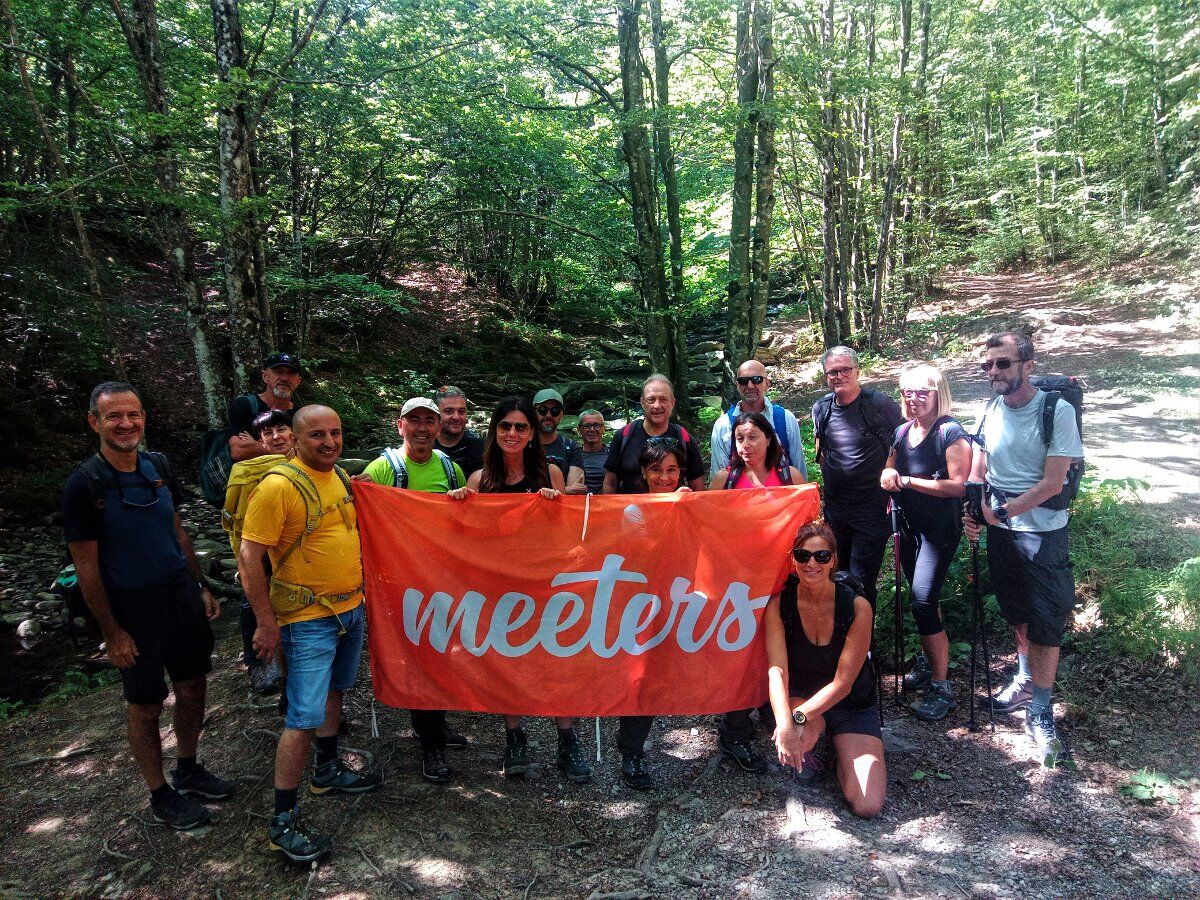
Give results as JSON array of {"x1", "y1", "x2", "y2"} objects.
[
  {"x1": 792, "y1": 548, "x2": 834, "y2": 565},
  {"x1": 497, "y1": 421, "x2": 531, "y2": 434},
  {"x1": 736, "y1": 375, "x2": 766, "y2": 386},
  {"x1": 980, "y1": 358, "x2": 1025, "y2": 372},
  {"x1": 901, "y1": 389, "x2": 933, "y2": 400},
  {"x1": 646, "y1": 436, "x2": 682, "y2": 451},
  {"x1": 536, "y1": 404, "x2": 563, "y2": 417},
  {"x1": 824, "y1": 366, "x2": 855, "y2": 379}
]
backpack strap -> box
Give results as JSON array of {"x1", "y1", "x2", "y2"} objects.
[
  {"x1": 434, "y1": 449, "x2": 459, "y2": 490},
  {"x1": 972, "y1": 396, "x2": 1002, "y2": 449},
  {"x1": 893, "y1": 420, "x2": 914, "y2": 452},
  {"x1": 813, "y1": 393, "x2": 835, "y2": 463},
  {"x1": 1040, "y1": 391, "x2": 1060, "y2": 448},
  {"x1": 141, "y1": 450, "x2": 171, "y2": 488},
  {"x1": 724, "y1": 462, "x2": 742, "y2": 488},
  {"x1": 76, "y1": 454, "x2": 110, "y2": 510},
  {"x1": 856, "y1": 388, "x2": 891, "y2": 454},
  {"x1": 771, "y1": 403, "x2": 792, "y2": 465},
  {"x1": 778, "y1": 463, "x2": 794, "y2": 485},
  {"x1": 383, "y1": 447, "x2": 409, "y2": 488},
  {"x1": 832, "y1": 578, "x2": 858, "y2": 640}
]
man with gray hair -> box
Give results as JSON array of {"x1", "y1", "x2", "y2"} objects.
[
  {"x1": 812, "y1": 346, "x2": 904, "y2": 605},
  {"x1": 576, "y1": 409, "x2": 609, "y2": 493},
  {"x1": 433, "y1": 385, "x2": 484, "y2": 477}
]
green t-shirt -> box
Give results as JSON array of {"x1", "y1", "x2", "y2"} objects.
[{"x1": 362, "y1": 450, "x2": 466, "y2": 494}]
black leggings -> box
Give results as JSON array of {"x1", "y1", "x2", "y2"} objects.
[{"x1": 897, "y1": 528, "x2": 960, "y2": 636}]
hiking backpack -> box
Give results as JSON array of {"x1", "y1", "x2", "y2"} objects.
[
  {"x1": 382, "y1": 447, "x2": 460, "y2": 490},
  {"x1": 725, "y1": 402, "x2": 794, "y2": 469},
  {"x1": 723, "y1": 460, "x2": 795, "y2": 488},
  {"x1": 199, "y1": 394, "x2": 267, "y2": 507},
  {"x1": 220, "y1": 453, "x2": 289, "y2": 555},
  {"x1": 813, "y1": 388, "x2": 892, "y2": 464},
  {"x1": 974, "y1": 375, "x2": 1085, "y2": 510}
]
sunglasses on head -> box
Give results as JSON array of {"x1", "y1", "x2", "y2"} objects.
[
  {"x1": 646, "y1": 436, "x2": 682, "y2": 452},
  {"x1": 536, "y1": 404, "x2": 563, "y2": 417},
  {"x1": 792, "y1": 548, "x2": 834, "y2": 565},
  {"x1": 497, "y1": 421, "x2": 531, "y2": 434},
  {"x1": 736, "y1": 375, "x2": 765, "y2": 386},
  {"x1": 980, "y1": 358, "x2": 1026, "y2": 372}
]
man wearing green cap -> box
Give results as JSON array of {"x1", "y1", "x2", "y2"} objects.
[{"x1": 533, "y1": 388, "x2": 586, "y2": 493}]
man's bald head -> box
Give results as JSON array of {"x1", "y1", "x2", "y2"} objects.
[
  {"x1": 291, "y1": 405, "x2": 343, "y2": 472},
  {"x1": 735, "y1": 359, "x2": 769, "y2": 410}
]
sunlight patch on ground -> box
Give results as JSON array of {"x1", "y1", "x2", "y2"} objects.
[
  {"x1": 404, "y1": 857, "x2": 470, "y2": 887},
  {"x1": 778, "y1": 797, "x2": 856, "y2": 851},
  {"x1": 658, "y1": 727, "x2": 709, "y2": 761},
  {"x1": 26, "y1": 817, "x2": 66, "y2": 834}
]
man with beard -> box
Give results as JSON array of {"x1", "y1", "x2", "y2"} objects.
[
  {"x1": 228, "y1": 353, "x2": 302, "y2": 463},
  {"x1": 965, "y1": 332, "x2": 1082, "y2": 766},
  {"x1": 710, "y1": 359, "x2": 807, "y2": 480},
  {"x1": 533, "y1": 388, "x2": 586, "y2": 493},
  {"x1": 433, "y1": 386, "x2": 484, "y2": 478}
]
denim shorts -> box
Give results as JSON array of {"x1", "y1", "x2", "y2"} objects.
[{"x1": 280, "y1": 602, "x2": 365, "y2": 730}]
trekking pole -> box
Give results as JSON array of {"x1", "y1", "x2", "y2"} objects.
[
  {"x1": 964, "y1": 483, "x2": 995, "y2": 734},
  {"x1": 889, "y1": 498, "x2": 905, "y2": 704}
]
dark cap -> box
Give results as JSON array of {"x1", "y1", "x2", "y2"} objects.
[{"x1": 263, "y1": 352, "x2": 303, "y2": 372}]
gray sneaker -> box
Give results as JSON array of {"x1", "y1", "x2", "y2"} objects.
[
  {"x1": 911, "y1": 681, "x2": 957, "y2": 722},
  {"x1": 269, "y1": 807, "x2": 331, "y2": 863},
  {"x1": 1025, "y1": 708, "x2": 1071, "y2": 767},
  {"x1": 984, "y1": 677, "x2": 1033, "y2": 714},
  {"x1": 310, "y1": 758, "x2": 381, "y2": 795}
]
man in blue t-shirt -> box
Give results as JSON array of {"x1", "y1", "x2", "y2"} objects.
[
  {"x1": 62, "y1": 382, "x2": 233, "y2": 830},
  {"x1": 965, "y1": 332, "x2": 1084, "y2": 767}
]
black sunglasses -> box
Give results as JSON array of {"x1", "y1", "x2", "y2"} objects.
[
  {"x1": 793, "y1": 548, "x2": 834, "y2": 565},
  {"x1": 646, "y1": 436, "x2": 682, "y2": 451},
  {"x1": 736, "y1": 375, "x2": 766, "y2": 386},
  {"x1": 980, "y1": 358, "x2": 1026, "y2": 372},
  {"x1": 497, "y1": 421, "x2": 531, "y2": 433},
  {"x1": 536, "y1": 404, "x2": 563, "y2": 417}
]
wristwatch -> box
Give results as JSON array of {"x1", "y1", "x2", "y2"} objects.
[
  {"x1": 995, "y1": 504, "x2": 1010, "y2": 523},
  {"x1": 900, "y1": 476, "x2": 911, "y2": 489},
  {"x1": 791, "y1": 708, "x2": 808, "y2": 727}
]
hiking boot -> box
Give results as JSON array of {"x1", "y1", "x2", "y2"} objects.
[
  {"x1": 911, "y1": 681, "x2": 957, "y2": 723},
  {"x1": 718, "y1": 735, "x2": 766, "y2": 773},
  {"x1": 621, "y1": 751, "x2": 654, "y2": 790},
  {"x1": 903, "y1": 653, "x2": 932, "y2": 693},
  {"x1": 503, "y1": 728, "x2": 530, "y2": 777},
  {"x1": 249, "y1": 659, "x2": 282, "y2": 695},
  {"x1": 310, "y1": 758, "x2": 381, "y2": 795},
  {"x1": 984, "y1": 678, "x2": 1033, "y2": 714},
  {"x1": 1025, "y1": 707, "x2": 1072, "y2": 768},
  {"x1": 171, "y1": 763, "x2": 236, "y2": 800},
  {"x1": 443, "y1": 722, "x2": 469, "y2": 748},
  {"x1": 150, "y1": 787, "x2": 212, "y2": 831},
  {"x1": 421, "y1": 747, "x2": 452, "y2": 783},
  {"x1": 556, "y1": 730, "x2": 593, "y2": 784},
  {"x1": 269, "y1": 807, "x2": 332, "y2": 863}
]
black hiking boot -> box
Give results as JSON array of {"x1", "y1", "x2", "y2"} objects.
[
  {"x1": 443, "y1": 722, "x2": 469, "y2": 748},
  {"x1": 421, "y1": 747, "x2": 452, "y2": 784},
  {"x1": 718, "y1": 735, "x2": 766, "y2": 773},
  {"x1": 910, "y1": 681, "x2": 957, "y2": 722},
  {"x1": 310, "y1": 758, "x2": 381, "y2": 795},
  {"x1": 269, "y1": 807, "x2": 332, "y2": 863},
  {"x1": 556, "y1": 730, "x2": 592, "y2": 784},
  {"x1": 503, "y1": 727, "x2": 530, "y2": 777},
  {"x1": 621, "y1": 751, "x2": 654, "y2": 791},
  {"x1": 903, "y1": 653, "x2": 932, "y2": 693},
  {"x1": 171, "y1": 763, "x2": 236, "y2": 800},
  {"x1": 150, "y1": 787, "x2": 212, "y2": 831}
]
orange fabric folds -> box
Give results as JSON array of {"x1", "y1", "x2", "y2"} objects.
[{"x1": 355, "y1": 482, "x2": 820, "y2": 716}]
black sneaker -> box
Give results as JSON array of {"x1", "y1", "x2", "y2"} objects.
[
  {"x1": 150, "y1": 787, "x2": 212, "y2": 831},
  {"x1": 718, "y1": 735, "x2": 766, "y2": 773},
  {"x1": 984, "y1": 678, "x2": 1033, "y2": 714},
  {"x1": 443, "y1": 722, "x2": 469, "y2": 748},
  {"x1": 310, "y1": 758, "x2": 381, "y2": 795},
  {"x1": 503, "y1": 728, "x2": 530, "y2": 777},
  {"x1": 903, "y1": 653, "x2": 932, "y2": 693},
  {"x1": 269, "y1": 807, "x2": 332, "y2": 863},
  {"x1": 911, "y1": 681, "x2": 957, "y2": 722},
  {"x1": 249, "y1": 659, "x2": 282, "y2": 695},
  {"x1": 421, "y1": 747, "x2": 452, "y2": 784},
  {"x1": 621, "y1": 751, "x2": 654, "y2": 791},
  {"x1": 171, "y1": 763, "x2": 236, "y2": 800},
  {"x1": 556, "y1": 731, "x2": 593, "y2": 784},
  {"x1": 1025, "y1": 707, "x2": 1072, "y2": 768}
]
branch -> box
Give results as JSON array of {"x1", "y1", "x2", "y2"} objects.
[
  {"x1": 262, "y1": 39, "x2": 479, "y2": 89},
  {"x1": 436, "y1": 207, "x2": 636, "y2": 262},
  {"x1": 254, "y1": 0, "x2": 335, "y2": 123}
]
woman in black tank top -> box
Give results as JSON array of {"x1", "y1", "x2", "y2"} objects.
[
  {"x1": 447, "y1": 397, "x2": 591, "y2": 784},
  {"x1": 765, "y1": 521, "x2": 887, "y2": 818}
]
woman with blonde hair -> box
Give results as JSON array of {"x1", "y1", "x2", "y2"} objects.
[{"x1": 879, "y1": 364, "x2": 971, "y2": 722}]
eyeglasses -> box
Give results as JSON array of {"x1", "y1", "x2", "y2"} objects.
[
  {"x1": 736, "y1": 375, "x2": 765, "y2": 386},
  {"x1": 792, "y1": 548, "x2": 834, "y2": 565},
  {"x1": 824, "y1": 367, "x2": 855, "y2": 379},
  {"x1": 646, "y1": 436, "x2": 682, "y2": 452},
  {"x1": 497, "y1": 421, "x2": 531, "y2": 434},
  {"x1": 901, "y1": 389, "x2": 933, "y2": 400},
  {"x1": 536, "y1": 404, "x2": 563, "y2": 417},
  {"x1": 580, "y1": 423, "x2": 603, "y2": 430},
  {"x1": 980, "y1": 358, "x2": 1026, "y2": 372}
]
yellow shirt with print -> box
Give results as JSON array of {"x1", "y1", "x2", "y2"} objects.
[{"x1": 241, "y1": 458, "x2": 363, "y2": 626}]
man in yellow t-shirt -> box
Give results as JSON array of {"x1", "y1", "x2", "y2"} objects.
[{"x1": 238, "y1": 405, "x2": 379, "y2": 863}]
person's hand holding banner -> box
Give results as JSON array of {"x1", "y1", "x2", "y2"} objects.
[{"x1": 355, "y1": 482, "x2": 820, "y2": 717}]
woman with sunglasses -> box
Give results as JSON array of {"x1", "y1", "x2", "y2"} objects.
[
  {"x1": 447, "y1": 397, "x2": 591, "y2": 784},
  {"x1": 709, "y1": 411, "x2": 806, "y2": 490},
  {"x1": 879, "y1": 365, "x2": 971, "y2": 722},
  {"x1": 766, "y1": 521, "x2": 884, "y2": 818}
]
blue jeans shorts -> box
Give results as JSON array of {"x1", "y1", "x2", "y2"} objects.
[{"x1": 280, "y1": 602, "x2": 365, "y2": 730}]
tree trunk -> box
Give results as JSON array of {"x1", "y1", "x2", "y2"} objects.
[
  {"x1": 726, "y1": 0, "x2": 757, "y2": 366},
  {"x1": 818, "y1": 0, "x2": 842, "y2": 347},
  {"x1": 110, "y1": 0, "x2": 223, "y2": 424},
  {"x1": 749, "y1": 0, "x2": 776, "y2": 355}
]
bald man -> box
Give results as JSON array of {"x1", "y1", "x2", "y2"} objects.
[
  {"x1": 709, "y1": 360, "x2": 807, "y2": 480},
  {"x1": 239, "y1": 405, "x2": 379, "y2": 862}
]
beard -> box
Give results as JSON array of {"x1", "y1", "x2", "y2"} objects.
[
  {"x1": 995, "y1": 372, "x2": 1024, "y2": 396},
  {"x1": 540, "y1": 420, "x2": 556, "y2": 435},
  {"x1": 271, "y1": 384, "x2": 293, "y2": 400}
]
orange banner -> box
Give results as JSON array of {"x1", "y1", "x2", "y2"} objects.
[{"x1": 355, "y1": 482, "x2": 820, "y2": 716}]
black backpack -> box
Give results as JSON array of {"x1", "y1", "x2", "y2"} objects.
[
  {"x1": 199, "y1": 394, "x2": 266, "y2": 506},
  {"x1": 813, "y1": 388, "x2": 892, "y2": 464},
  {"x1": 975, "y1": 375, "x2": 1084, "y2": 510}
]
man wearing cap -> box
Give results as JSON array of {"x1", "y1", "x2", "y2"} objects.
[
  {"x1": 533, "y1": 388, "x2": 586, "y2": 494},
  {"x1": 709, "y1": 359, "x2": 807, "y2": 480},
  {"x1": 433, "y1": 386, "x2": 484, "y2": 478},
  {"x1": 229, "y1": 353, "x2": 303, "y2": 463},
  {"x1": 360, "y1": 398, "x2": 468, "y2": 784}
]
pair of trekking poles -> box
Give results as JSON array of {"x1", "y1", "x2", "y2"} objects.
[{"x1": 881, "y1": 487, "x2": 995, "y2": 732}]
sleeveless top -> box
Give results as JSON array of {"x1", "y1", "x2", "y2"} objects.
[
  {"x1": 778, "y1": 575, "x2": 875, "y2": 711},
  {"x1": 482, "y1": 464, "x2": 551, "y2": 494},
  {"x1": 892, "y1": 415, "x2": 967, "y2": 543},
  {"x1": 727, "y1": 466, "x2": 788, "y2": 488}
]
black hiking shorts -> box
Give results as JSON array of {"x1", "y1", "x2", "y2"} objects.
[
  {"x1": 110, "y1": 572, "x2": 215, "y2": 704},
  {"x1": 986, "y1": 525, "x2": 1076, "y2": 648}
]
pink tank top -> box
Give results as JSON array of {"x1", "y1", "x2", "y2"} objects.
[{"x1": 728, "y1": 466, "x2": 786, "y2": 488}]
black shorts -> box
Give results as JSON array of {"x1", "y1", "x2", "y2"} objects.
[
  {"x1": 824, "y1": 703, "x2": 882, "y2": 740},
  {"x1": 110, "y1": 573, "x2": 215, "y2": 705},
  {"x1": 986, "y1": 525, "x2": 1076, "y2": 648}
]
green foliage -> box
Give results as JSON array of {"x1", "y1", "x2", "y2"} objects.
[
  {"x1": 910, "y1": 769, "x2": 952, "y2": 782},
  {"x1": 43, "y1": 668, "x2": 119, "y2": 705},
  {"x1": 1120, "y1": 769, "x2": 1188, "y2": 806},
  {"x1": 0, "y1": 700, "x2": 29, "y2": 720}
]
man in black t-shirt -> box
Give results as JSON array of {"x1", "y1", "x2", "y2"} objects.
[
  {"x1": 228, "y1": 352, "x2": 302, "y2": 463},
  {"x1": 433, "y1": 386, "x2": 484, "y2": 477},
  {"x1": 63, "y1": 382, "x2": 233, "y2": 831},
  {"x1": 578, "y1": 409, "x2": 609, "y2": 493},
  {"x1": 812, "y1": 347, "x2": 904, "y2": 605},
  {"x1": 533, "y1": 388, "x2": 586, "y2": 492}
]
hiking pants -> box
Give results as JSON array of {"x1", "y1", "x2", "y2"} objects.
[
  {"x1": 410, "y1": 708, "x2": 447, "y2": 751},
  {"x1": 825, "y1": 502, "x2": 890, "y2": 607}
]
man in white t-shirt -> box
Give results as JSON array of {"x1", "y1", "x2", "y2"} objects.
[{"x1": 965, "y1": 332, "x2": 1083, "y2": 767}]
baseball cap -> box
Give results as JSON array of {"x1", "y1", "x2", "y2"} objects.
[
  {"x1": 263, "y1": 352, "x2": 302, "y2": 372},
  {"x1": 533, "y1": 388, "x2": 564, "y2": 406},
  {"x1": 400, "y1": 397, "x2": 441, "y2": 418}
]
